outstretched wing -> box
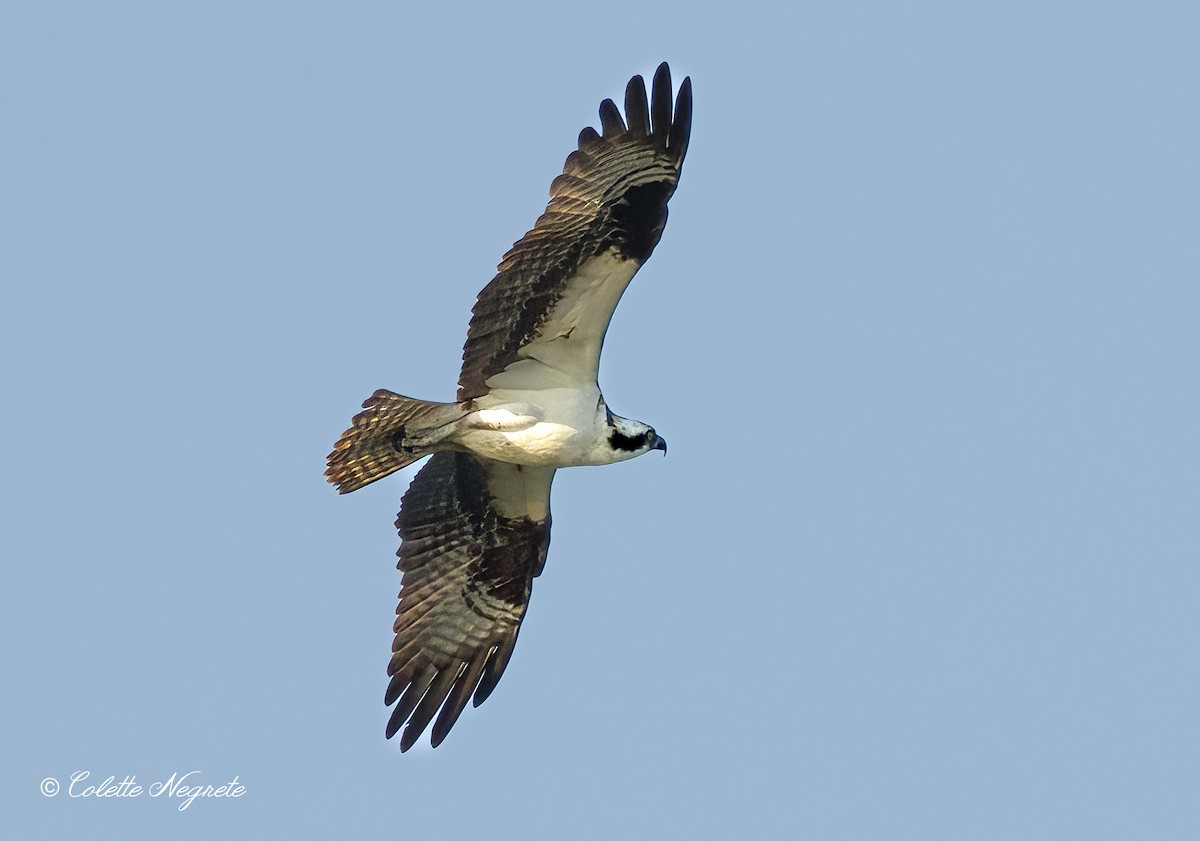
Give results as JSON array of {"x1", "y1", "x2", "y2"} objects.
[
  {"x1": 458, "y1": 62, "x2": 692, "y2": 400},
  {"x1": 385, "y1": 451, "x2": 555, "y2": 751}
]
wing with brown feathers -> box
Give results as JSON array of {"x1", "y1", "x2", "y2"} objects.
[
  {"x1": 458, "y1": 62, "x2": 692, "y2": 400},
  {"x1": 385, "y1": 451, "x2": 555, "y2": 751}
]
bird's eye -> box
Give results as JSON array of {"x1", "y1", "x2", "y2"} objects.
[{"x1": 646, "y1": 430, "x2": 656, "y2": 443}]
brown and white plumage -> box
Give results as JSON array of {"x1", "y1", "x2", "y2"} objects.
[
  {"x1": 326, "y1": 63, "x2": 691, "y2": 751},
  {"x1": 385, "y1": 453, "x2": 554, "y2": 750},
  {"x1": 460, "y1": 62, "x2": 691, "y2": 399}
]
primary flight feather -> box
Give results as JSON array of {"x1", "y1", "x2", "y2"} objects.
[{"x1": 326, "y1": 63, "x2": 692, "y2": 751}]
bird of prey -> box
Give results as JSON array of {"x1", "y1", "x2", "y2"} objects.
[{"x1": 326, "y1": 63, "x2": 692, "y2": 751}]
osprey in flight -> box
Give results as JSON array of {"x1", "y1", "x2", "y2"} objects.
[{"x1": 326, "y1": 63, "x2": 692, "y2": 751}]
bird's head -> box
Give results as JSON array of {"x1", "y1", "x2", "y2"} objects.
[{"x1": 604, "y1": 412, "x2": 667, "y2": 463}]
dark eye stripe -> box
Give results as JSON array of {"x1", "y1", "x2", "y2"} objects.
[{"x1": 609, "y1": 429, "x2": 648, "y2": 452}]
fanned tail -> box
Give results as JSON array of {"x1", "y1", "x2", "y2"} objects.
[{"x1": 326, "y1": 390, "x2": 467, "y2": 493}]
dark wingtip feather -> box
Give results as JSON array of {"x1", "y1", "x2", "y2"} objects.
[
  {"x1": 650, "y1": 62, "x2": 673, "y2": 141},
  {"x1": 429, "y1": 725, "x2": 451, "y2": 750},
  {"x1": 472, "y1": 640, "x2": 516, "y2": 707},
  {"x1": 430, "y1": 659, "x2": 486, "y2": 748},
  {"x1": 598, "y1": 97, "x2": 626, "y2": 137},
  {"x1": 383, "y1": 673, "x2": 404, "y2": 707},
  {"x1": 385, "y1": 707, "x2": 404, "y2": 740},
  {"x1": 400, "y1": 669, "x2": 457, "y2": 752},
  {"x1": 399, "y1": 725, "x2": 420, "y2": 752},
  {"x1": 624, "y1": 74, "x2": 650, "y2": 137},
  {"x1": 668, "y1": 76, "x2": 692, "y2": 166},
  {"x1": 386, "y1": 669, "x2": 432, "y2": 734},
  {"x1": 578, "y1": 126, "x2": 601, "y2": 147}
]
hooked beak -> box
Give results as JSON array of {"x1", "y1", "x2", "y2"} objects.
[{"x1": 652, "y1": 435, "x2": 668, "y2": 455}]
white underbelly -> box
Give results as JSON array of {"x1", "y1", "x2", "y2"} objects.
[
  {"x1": 458, "y1": 421, "x2": 595, "y2": 466},
  {"x1": 458, "y1": 386, "x2": 606, "y2": 467}
]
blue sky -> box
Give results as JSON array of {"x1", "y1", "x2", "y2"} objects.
[{"x1": 4, "y1": 2, "x2": 1198, "y2": 838}]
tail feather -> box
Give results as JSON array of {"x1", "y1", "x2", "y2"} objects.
[{"x1": 326, "y1": 390, "x2": 467, "y2": 493}]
